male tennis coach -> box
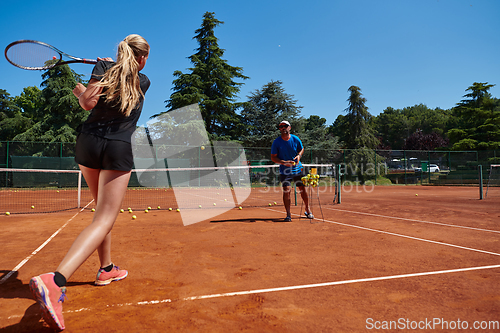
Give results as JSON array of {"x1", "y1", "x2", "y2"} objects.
[{"x1": 271, "y1": 120, "x2": 313, "y2": 221}]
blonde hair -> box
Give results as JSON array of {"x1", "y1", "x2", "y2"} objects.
[{"x1": 98, "y1": 34, "x2": 149, "y2": 116}]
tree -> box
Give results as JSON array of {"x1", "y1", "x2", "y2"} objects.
[
  {"x1": 374, "y1": 104, "x2": 452, "y2": 150},
  {"x1": 343, "y1": 86, "x2": 378, "y2": 149},
  {"x1": 161, "y1": 12, "x2": 248, "y2": 141},
  {"x1": 12, "y1": 64, "x2": 88, "y2": 142},
  {"x1": 300, "y1": 115, "x2": 340, "y2": 163},
  {"x1": 448, "y1": 82, "x2": 500, "y2": 150},
  {"x1": 403, "y1": 129, "x2": 448, "y2": 150},
  {"x1": 239, "y1": 80, "x2": 302, "y2": 148},
  {"x1": 0, "y1": 89, "x2": 33, "y2": 141}
]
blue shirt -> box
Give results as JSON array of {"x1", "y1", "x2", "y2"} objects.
[{"x1": 271, "y1": 134, "x2": 304, "y2": 175}]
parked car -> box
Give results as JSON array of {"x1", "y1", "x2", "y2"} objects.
[{"x1": 415, "y1": 164, "x2": 440, "y2": 173}]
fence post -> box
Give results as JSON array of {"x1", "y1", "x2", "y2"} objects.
[{"x1": 479, "y1": 165, "x2": 483, "y2": 200}]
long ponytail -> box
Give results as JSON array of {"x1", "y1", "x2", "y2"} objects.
[{"x1": 98, "y1": 34, "x2": 149, "y2": 116}]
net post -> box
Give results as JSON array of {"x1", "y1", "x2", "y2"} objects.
[
  {"x1": 337, "y1": 164, "x2": 342, "y2": 204},
  {"x1": 478, "y1": 165, "x2": 483, "y2": 200},
  {"x1": 78, "y1": 170, "x2": 82, "y2": 208}
]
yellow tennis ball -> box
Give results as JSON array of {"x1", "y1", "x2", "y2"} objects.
[
  {"x1": 176, "y1": 208, "x2": 180, "y2": 212},
  {"x1": 274, "y1": 202, "x2": 277, "y2": 205},
  {"x1": 148, "y1": 206, "x2": 152, "y2": 210},
  {"x1": 169, "y1": 208, "x2": 172, "y2": 211},
  {"x1": 120, "y1": 209, "x2": 124, "y2": 213},
  {"x1": 213, "y1": 203, "x2": 216, "y2": 206},
  {"x1": 5, "y1": 212, "x2": 10, "y2": 216},
  {"x1": 132, "y1": 215, "x2": 137, "y2": 219},
  {"x1": 415, "y1": 194, "x2": 418, "y2": 197},
  {"x1": 269, "y1": 203, "x2": 272, "y2": 206},
  {"x1": 157, "y1": 206, "x2": 161, "y2": 209},
  {"x1": 128, "y1": 207, "x2": 132, "y2": 211},
  {"x1": 199, "y1": 205, "x2": 202, "y2": 208},
  {"x1": 31, "y1": 205, "x2": 35, "y2": 209},
  {"x1": 201, "y1": 146, "x2": 205, "y2": 150},
  {"x1": 145, "y1": 210, "x2": 149, "y2": 213},
  {"x1": 239, "y1": 206, "x2": 242, "y2": 210},
  {"x1": 91, "y1": 208, "x2": 95, "y2": 212}
]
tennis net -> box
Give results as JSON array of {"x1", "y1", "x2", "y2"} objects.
[{"x1": 0, "y1": 164, "x2": 337, "y2": 214}]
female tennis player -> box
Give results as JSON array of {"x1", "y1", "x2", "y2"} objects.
[{"x1": 29, "y1": 34, "x2": 150, "y2": 331}]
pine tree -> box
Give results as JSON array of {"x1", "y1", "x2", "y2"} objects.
[
  {"x1": 240, "y1": 80, "x2": 302, "y2": 148},
  {"x1": 13, "y1": 64, "x2": 87, "y2": 142},
  {"x1": 344, "y1": 86, "x2": 378, "y2": 149},
  {"x1": 162, "y1": 12, "x2": 248, "y2": 140}
]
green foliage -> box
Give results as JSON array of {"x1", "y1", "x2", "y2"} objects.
[
  {"x1": 374, "y1": 104, "x2": 452, "y2": 150},
  {"x1": 240, "y1": 80, "x2": 302, "y2": 148},
  {"x1": 343, "y1": 86, "x2": 378, "y2": 149},
  {"x1": 343, "y1": 147, "x2": 387, "y2": 183},
  {"x1": 11, "y1": 65, "x2": 88, "y2": 143},
  {"x1": 161, "y1": 12, "x2": 248, "y2": 141},
  {"x1": 447, "y1": 82, "x2": 500, "y2": 150}
]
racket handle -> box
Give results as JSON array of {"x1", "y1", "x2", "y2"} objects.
[{"x1": 83, "y1": 59, "x2": 98, "y2": 64}]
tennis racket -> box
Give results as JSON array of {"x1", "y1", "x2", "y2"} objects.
[{"x1": 4, "y1": 40, "x2": 97, "y2": 70}]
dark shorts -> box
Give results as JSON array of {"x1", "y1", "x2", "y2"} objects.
[
  {"x1": 279, "y1": 173, "x2": 305, "y2": 188},
  {"x1": 75, "y1": 133, "x2": 134, "y2": 171}
]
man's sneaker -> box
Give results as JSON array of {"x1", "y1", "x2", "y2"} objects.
[
  {"x1": 29, "y1": 273, "x2": 66, "y2": 331},
  {"x1": 284, "y1": 216, "x2": 292, "y2": 222},
  {"x1": 95, "y1": 265, "x2": 128, "y2": 286},
  {"x1": 305, "y1": 212, "x2": 314, "y2": 219}
]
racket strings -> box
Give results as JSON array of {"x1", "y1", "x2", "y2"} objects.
[{"x1": 6, "y1": 42, "x2": 60, "y2": 69}]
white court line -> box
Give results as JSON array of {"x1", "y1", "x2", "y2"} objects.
[
  {"x1": 325, "y1": 207, "x2": 500, "y2": 234},
  {"x1": 7, "y1": 263, "x2": 499, "y2": 320},
  {"x1": 263, "y1": 208, "x2": 500, "y2": 257},
  {"x1": 0, "y1": 200, "x2": 94, "y2": 285}
]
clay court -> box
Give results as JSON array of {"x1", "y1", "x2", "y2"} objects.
[{"x1": 1, "y1": 185, "x2": 499, "y2": 332}]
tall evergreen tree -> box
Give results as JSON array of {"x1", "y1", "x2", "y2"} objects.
[
  {"x1": 448, "y1": 82, "x2": 500, "y2": 150},
  {"x1": 13, "y1": 64, "x2": 87, "y2": 142},
  {"x1": 161, "y1": 12, "x2": 248, "y2": 140},
  {"x1": 240, "y1": 80, "x2": 302, "y2": 148},
  {"x1": 344, "y1": 86, "x2": 378, "y2": 149}
]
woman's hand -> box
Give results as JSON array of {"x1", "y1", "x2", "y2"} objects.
[{"x1": 73, "y1": 83, "x2": 86, "y2": 98}]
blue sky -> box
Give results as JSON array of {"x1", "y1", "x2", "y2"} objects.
[{"x1": 1, "y1": 0, "x2": 499, "y2": 128}]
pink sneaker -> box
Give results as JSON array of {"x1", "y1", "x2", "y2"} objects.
[
  {"x1": 95, "y1": 265, "x2": 128, "y2": 286},
  {"x1": 29, "y1": 273, "x2": 66, "y2": 331}
]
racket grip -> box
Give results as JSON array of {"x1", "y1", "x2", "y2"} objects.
[{"x1": 83, "y1": 59, "x2": 98, "y2": 64}]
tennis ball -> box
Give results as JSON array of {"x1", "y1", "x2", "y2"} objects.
[
  {"x1": 176, "y1": 208, "x2": 180, "y2": 212},
  {"x1": 31, "y1": 206, "x2": 34, "y2": 209},
  {"x1": 415, "y1": 194, "x2": 418, "y2": 197},
  {"x1": 157, "y1": 206, "x2": 161, "y2": 209},
  {"x1": 169, "y1": 208, "x2": 172, "y2": 211},
  {"x1": 269, "y1": 203, "x2": 272, "y2": 206},
  {"x1": 201, "y1": 146, "x2": 205, "y2": 150},
  {"x1": 145, "y1": 209, "x2": 149, "y2": 213},
  {"x1": 148, "y1": 206, "x2": 152, "y2": 210},
  {"x1": 120, "y1": 209, "x2": 124, "y2": 213},
  {"x1": 239, "y1": 206, "x2": 242, "y2": 210},
  {"x1": 274, "y1": 202, "x2": 277, "y2": 205},
  {"x1": 91, "y1": 208, "x2": 95, "y2": 212},
  {"x1": 213, "y1": 203, "x2": 216, "y2": 206},
  {"x1": 129, "y1": 209, "x2": 133, "y2": 213},
  {"x1": 5, "y1": 212, "x2": 10, "y2": 216},
  {"x1": 199, "y1": 205, "x2": 202, "y2": 208},
  {"x1": 132, "y1": 215, "x2": 137, "y2": 219}
]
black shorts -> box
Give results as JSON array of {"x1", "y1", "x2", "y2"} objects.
[
  {"x1": 75, "y1": 133, "x2": 134, "y2": 171},
  {"x1": 279, "y1": 173, "x2": 305, "y2": 188}
]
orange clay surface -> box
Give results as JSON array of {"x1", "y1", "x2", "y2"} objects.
[{"x1": 1, "y1": 185, "x2": 499, "y2": 332}]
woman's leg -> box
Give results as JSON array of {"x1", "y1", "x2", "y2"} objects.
[
  {"x1": 78, "y1": 165, "x2": 114, "y2": 268},
  {"x1": 56, "y1": 168, "x2": 131, "y2": 279}
]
